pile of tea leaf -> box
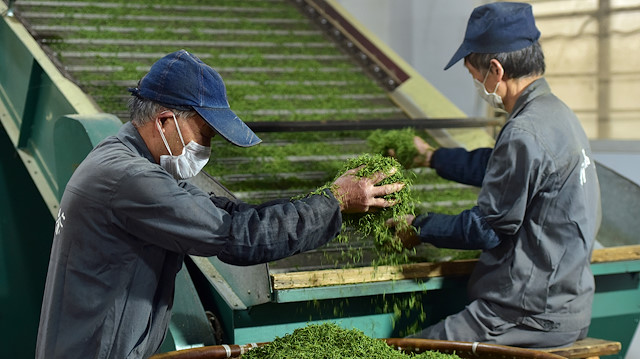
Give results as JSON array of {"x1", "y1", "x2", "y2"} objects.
[{"x1": 241, "y1": 323, "x2": 460, "y2": 359}]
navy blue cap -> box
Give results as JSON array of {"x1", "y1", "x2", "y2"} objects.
[
  {"x1": 130, "y1": 50, "x2": 261, "y2": 147},
  {"x1": 444, "y1": 2, "x2": 540, "y2": 70}
]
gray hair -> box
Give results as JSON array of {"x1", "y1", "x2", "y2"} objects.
[
  {"x1": 128, "y1": 96, "x2": 198, "y2": 127},
  {"x1": 465, "y1": 41, "x2": 545, "y2": 79}
]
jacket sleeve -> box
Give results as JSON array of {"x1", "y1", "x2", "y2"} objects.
[
  {"x1": 415, "y1": 128, "x2": 547, "y2": 249},
  {"x1": 215, "y1": 190, "x2": 342, "y2": 266},
  {"x1": 431, "y1": 147, "x2": 492, "y2": 187},
  {"x1": 208, "y1": 196, "x2": 292, "y2": 213},
  {"x1": 413, "y1": 206, "x2": 501, "y2": 250},
  {"x1": 111, "y1": 169, "x2": 342, "y2": 265}
]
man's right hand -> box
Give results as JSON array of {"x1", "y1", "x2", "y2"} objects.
[{"x1": 331, "y1": 165, "x2": 404, "y2": 213}]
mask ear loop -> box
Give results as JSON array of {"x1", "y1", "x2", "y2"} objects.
[
  {"x1": 168, "y1": 112, "x2": 186, "y2": 148},
  {"x1": 157, "y1": 111, "x2": 187, "y2": 156},
  {"x1": 156, "y1": 118, "x2": 173, "y2": 156},
  {"x1": 482, "y1": 65, "x2": 500, "y2": 93}
]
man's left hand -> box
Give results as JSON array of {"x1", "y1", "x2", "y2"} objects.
[{"x1": 386, "y1": 214, "x2": 421, "y2": 249}]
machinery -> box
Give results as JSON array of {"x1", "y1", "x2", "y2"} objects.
[{"x1": 1, "y1": 1, "x2": 639, "y2": 358}]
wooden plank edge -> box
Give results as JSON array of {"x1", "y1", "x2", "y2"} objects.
[
  {"x1": 271, "y1": 259, "x2": 477, "y2": 290},
  {"x1": 591, "y1": 244, "x2": 640, "y2": 263},
  {"x1": 542, "y1": 338, "x2": 621, "y2": 358},
  {"x1": 272, "y1": 245, "x2": 640, "y2": 290}
]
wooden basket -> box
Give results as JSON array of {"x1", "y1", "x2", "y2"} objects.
[{"x1": 150, "y1": 338, "x2": 565, "y2": 359}]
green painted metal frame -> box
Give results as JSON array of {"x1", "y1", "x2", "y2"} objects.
[
  {"x1": 159, "y1": 267, "x2": 218, "y2": 352},
  {"x1": 187, "y1": 259, "x2": 639, "y2": 358},
  {"x1": 189, "y1": 161, "x2": 640, "y2": 355},
  {"x1": 590, "y1": 260, "x2": 640, "y2": 358},
  {"x1": 0, "y1": 6, "x2": 110, "y2": 216},
  {"x1": 0, "y1": 116, "x2": 53, "y2": 359},
  {"x1": 0, "y1": 8, "x2": 123, "y2": 358}
]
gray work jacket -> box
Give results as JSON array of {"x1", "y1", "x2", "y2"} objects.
[
  {"x1": 415, "y1": 78, "x2": 601, "y2": 332},
  {"x1": 36, "y1": 122, "x2": 342, "y2": 359}
]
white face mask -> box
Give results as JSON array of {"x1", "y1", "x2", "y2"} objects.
[
  {"x1": 474, "y1": 67, "x2": 505, "y2": 110},
  {"x1": 156, "y1": 112, "x2": 211, "y2": 180}
]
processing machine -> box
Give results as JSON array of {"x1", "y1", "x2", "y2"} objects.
[{"x1": 1, "y1": 1, "x2": 639, "y2": 358}]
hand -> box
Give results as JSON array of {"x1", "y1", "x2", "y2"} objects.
[
  {"x1": 386, "y1": 214, "x2": 421, "y2": 249},
  {"x1": 331, "y1": 165, "x2": 405, "y2": 213},
  {"x1": 387, "y1": 136, "x2": 435, "y2": 168},
  {"x1": 412, "y1": 136, "x2": 435, "y2": 168}
]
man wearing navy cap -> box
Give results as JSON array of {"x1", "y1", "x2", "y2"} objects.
[
  {"x1": 390, "y1": 2, "x2": 601, "y2": 348},
  {"x1": 36, "y1": 50, "x2": 404, "y2": 359}
]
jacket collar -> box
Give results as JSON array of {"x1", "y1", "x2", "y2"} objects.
[
  {"x1": 508, "y1": 77, "x2": 550, "y2": 121},
  {"x1": 116, "y1": 121, "x2": 156, "y2": 163}
]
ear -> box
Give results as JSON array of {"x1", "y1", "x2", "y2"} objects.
[
  {"x1": 158, "y1": 110, "x2": 175, "y2": 119},
  {"x1": 155, "y1": 116, "x2": 168, "y2": 135},
  {"x1": 489, "y1": 59, "x2": 505, "y2": 80},
  {"x1": 155, "y1": 110, "x2": 175, "y2": 129}
]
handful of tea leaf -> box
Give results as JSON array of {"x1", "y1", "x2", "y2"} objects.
[
  {"x1": 301, "y1": 153, "x2": 415, "y2": 260},
  {"x1": 367, "y1": 128, "x2": 420, "y2": 169},
  {"x1": 337, "y1": 154, "x2": 415, "y2": 253}
]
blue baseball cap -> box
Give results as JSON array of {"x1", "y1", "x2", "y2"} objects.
[
  {"x1": 444, "y1": 2, "x2": 540, "y2": 70},
  {"x1": 130, "y1": 50, "x2": 261, "y2": 147}
]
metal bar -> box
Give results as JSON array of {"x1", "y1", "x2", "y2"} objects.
[
  {"x1": 6, "y1": 0, "x2": 15, "y2": 17},
  {"x1": 597, "y1": 0, "x2": 612, "y2": 139},
  {"x1": 245, "y1": 117, "x2": 501, "y2": 132},
  {"x1": 273, "y1": 277, "x2": 447, "y2": 303},
  {"x1": 305, "y1": 0, "x2": 409, "y2": 84},
  {"x1": 18, "y1": 60, "x2": 43, "y2": 148}
]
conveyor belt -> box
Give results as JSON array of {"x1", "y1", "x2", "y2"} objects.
[{"x1": 12, "y1": 0, "x2": 484, "y2": 270}]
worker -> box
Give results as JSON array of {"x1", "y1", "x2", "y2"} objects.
[
  {"x1": 388, "y1": 2, "x2": 601, "y2": 348},
  {"x1": 35, "y1": 49, "x2": 404, "y2": 359}
]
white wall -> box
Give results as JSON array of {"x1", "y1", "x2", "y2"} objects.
[
  {"x1": 336, "y1": 0, "x2": 486, "y2": 118},
  {"x1": 336, "y1": 0, "x2": 640, "y2": 141}
]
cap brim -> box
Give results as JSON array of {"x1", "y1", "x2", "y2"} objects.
[
  {"x1": 444, "y1": 43, "x2": 471, "y2": 70},
  {"x1": 194, "y1": 107, "x2": 262, "y2": 147}
]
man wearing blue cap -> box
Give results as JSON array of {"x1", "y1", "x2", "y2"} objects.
[
  {"x1": 36, "y1": 49, "x2": 404, "y2": 359},
  {"x1": 390, "y1": 2, "x2": 601, "y2": 348}
]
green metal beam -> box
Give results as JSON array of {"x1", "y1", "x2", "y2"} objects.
[{"x1": 1, "y1": 5, "x2": 109, "y2": 218}]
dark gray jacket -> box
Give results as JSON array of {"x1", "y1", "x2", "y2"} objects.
[
  {"x1": 415, "y1": 78, "x2": 601, "y2": 332},
  {"x1": 36, "y1": 122, "x2": 342, "y2": 359}
]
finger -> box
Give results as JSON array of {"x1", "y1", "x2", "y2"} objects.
[
  {"x1": 335, "y1": 166, "x2": 362, "y2": 181},
  {"x1": 368, "y1": 197, "x2": 398, "y2": 209},
  {"x1": 344, "y1": 165, "x2": 363, "y2": 176},
  {"x1": 414, "y1": 136, "x2": 428, "y2": 148},
  {"x1": 385, "y1": 217, "x2": 398, "y2": 227},
  {"x1": 371, "y1": 182, "x2": 405, "y2": 197},
  {"x1": 369, "y1": 167, "x2": 397, "y2": 184},
  {"x1": 345, "y1": 165, "x2": 366, "y2": 178}
]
